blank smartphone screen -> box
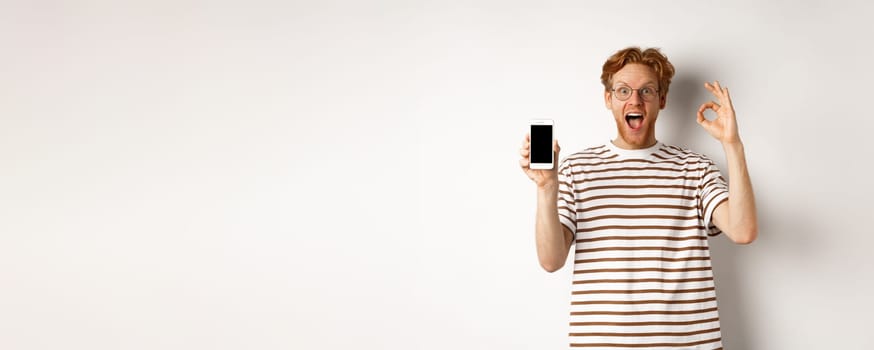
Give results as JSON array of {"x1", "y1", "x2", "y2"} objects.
[{"x1": 530, "y1": 125, "x2": 552, "y2": 164}]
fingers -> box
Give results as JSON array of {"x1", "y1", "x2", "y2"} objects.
[
  {"x1": 520, "y1": 133, "x2": 531, "y2": 169},
  {"x1": 705, "y1": 81, "x2": 731, "y2": 104},
  {"x1": 553, "y1": 139, "x2": 561, "y2": 165},
  {"x1": 715, "y1": 82, "x2": 730, "y2": 106},
  {"x1": 698, "y1": 101, "x2": 720, "y2": 114},
  {"x1": 704, "y1": 82, "x2": 715, "y2": 94},
  {"x1": 705, "y1": 81, "x2": 726, "y2": 93},
  {"x1": 521, "y1": 134, "x2": 530, "y2": 160},
  {"x1": 520, "y1": 134, "x2": 531, "y2": 157},
  {"x1": 520, "y1": 134, "x2": 560, "y2": 173},
  {"x1": 519, "y1": 141, "x2": 559, "y2": 159},
  {"x1": 705, "y1": 82, "x2": 722, "y2": 97},
  {"x1": 723, "y1": 87, "x2": 733, "y2": 106},
  {"x1": 697, "y1": 101, "x2": 719, "y2": 125},
  {"x1": 697, "y1": 107, "x2": 707, "y2": 125}
]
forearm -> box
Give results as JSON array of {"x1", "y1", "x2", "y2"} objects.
[
  {"x1": 722, "y1": 141, "x2": 758, "y2": 243},
  {"x1": 535, "y1": 184, "x2": 570, "y2": 272}
]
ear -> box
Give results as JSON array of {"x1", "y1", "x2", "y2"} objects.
[
  {"x1": 659, "y1": 93, "x2": 667, "y2": 109},
  {"x1": 604, "y1": 91, "x2": 612, "y2": 109}
]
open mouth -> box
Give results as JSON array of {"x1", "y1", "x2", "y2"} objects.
[{"x1": 625, "y1": 113, "x2": 644, "y2": 130}]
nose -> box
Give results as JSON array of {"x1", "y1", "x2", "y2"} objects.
[{"x1": 628, "y1": 89, "x2": 644, "y2": 105}]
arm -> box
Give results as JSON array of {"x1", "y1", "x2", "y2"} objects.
[
  {"x1": 697, "y1": 81, "x2": 758, "y2": 244},
  {"x1": 535, "y1": 183, "x2": 574, "y2": 272},
  {"x1": 711, "y1": 142, "x2": 758, "y2": 244},
  {"x1": 520, "y1": 135, "x2": 574, "y2": 272}
]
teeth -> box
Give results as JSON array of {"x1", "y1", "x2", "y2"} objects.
[{"x1": 625, "y1": 113, "x2": 643, "y2": 121}]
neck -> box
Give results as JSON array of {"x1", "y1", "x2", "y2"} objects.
[{"x1": 612, "y1": 137, "x2": 658, "y2": 150}]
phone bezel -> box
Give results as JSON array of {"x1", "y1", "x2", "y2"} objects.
[{"x1": 529, "y1": 119, "x2": 554, "y2": 170}]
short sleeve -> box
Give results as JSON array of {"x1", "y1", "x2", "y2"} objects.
[
  {"x1": 557, "y1": 159, "x2": 577, "y2": 237},
  {"x1": 698, "y1": 158, "x2": 729, "y2": 236}
]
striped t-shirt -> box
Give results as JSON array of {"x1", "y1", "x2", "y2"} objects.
[{"x1": 557, "y1": 141, "x2": 729, "y2": 350}]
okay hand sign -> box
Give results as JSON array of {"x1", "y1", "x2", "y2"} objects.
[{"x1": 697, "y1": 81, "x2": 741, "y2": 145}]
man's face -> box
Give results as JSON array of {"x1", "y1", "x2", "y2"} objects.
[{"x1": 604, "y1": 63, "x2": 666, "y2": 149}]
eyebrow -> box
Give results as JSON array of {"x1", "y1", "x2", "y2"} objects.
[{"x1": 614, "y1": 80, "x2": 658, "y2": 87}]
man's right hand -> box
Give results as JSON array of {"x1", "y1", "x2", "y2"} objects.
[
  {"x1": 519, "y1": 133, "x2": 561, "y2": 189},
  {"x1": 520, "y1": 134, "x2": 572, "y2": 272}
]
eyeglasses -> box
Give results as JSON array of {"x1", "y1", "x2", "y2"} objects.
[{"x1": 611, "y1": 85, "x2": 659, "y2": 101}]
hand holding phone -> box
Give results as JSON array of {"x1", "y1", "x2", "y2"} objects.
[
  {"x1": 520, "y1": 119, "x2": 560, "y2": 188},
  {"x1": 529, "y1": 119, "x2": 554, "y2": 169}
]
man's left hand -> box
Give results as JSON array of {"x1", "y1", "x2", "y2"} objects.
[{"x1": 697, "y1": 81, "x2": 741, "y2": 145}]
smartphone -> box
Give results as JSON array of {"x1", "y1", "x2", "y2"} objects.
[{"x1": 529, "y1": 119, "x2": 554, "y2": 170}]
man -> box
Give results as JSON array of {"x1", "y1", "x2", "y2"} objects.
[{"x1": 518, "y1": 47, "x2": 757, "y2": 349}]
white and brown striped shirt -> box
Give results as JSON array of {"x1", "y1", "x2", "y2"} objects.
[{"x1": 557, "y1": 141, "x2": 729, "y2": 350}]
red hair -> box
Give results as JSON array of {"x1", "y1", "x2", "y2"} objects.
[{"x1": 601, "y1": 47, "x2": 675, "y2": 97}]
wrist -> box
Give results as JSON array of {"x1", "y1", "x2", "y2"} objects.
[
  {"x1": 722, "y1": 139, "x2": 744, "y2": 153},
  {"x1": 537, "y1": 181, "x2": 559, "y2": 193}
]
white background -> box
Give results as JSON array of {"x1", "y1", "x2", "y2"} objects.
[{"x1": 2, "y1": 1, "x2": 873, "y2": 349}]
